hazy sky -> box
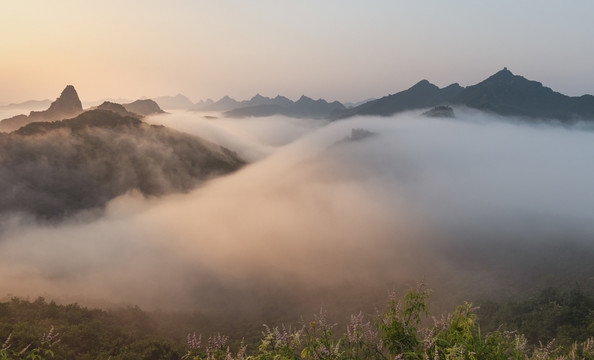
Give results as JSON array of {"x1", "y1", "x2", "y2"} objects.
[{"x1": 1, "y1": 1, "x2": 594, "y2": 104}]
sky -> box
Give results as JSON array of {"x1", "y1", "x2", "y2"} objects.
[{"x1": 1, "y1": 1, "x2": 594, "y2": 104}]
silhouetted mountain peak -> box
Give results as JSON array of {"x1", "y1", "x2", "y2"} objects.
[
  {"x1": 409, "y1": 79, "x2": 439, "y2": 92},
  {"x1": 493, "y1": 67, "x2": 513, "y2": 78},
  {"x1": 297, "y1": 95, "x2": 314, "y2": 103},
  {"x1": 479, "y1": 67, "x2": 536, "y2": 87},
  {"x1": 45, "y1": 85, "x2": 83, "y2": 115},
  {"x1": 61, "y1": 85, "x2": 77, "y2": 97}
]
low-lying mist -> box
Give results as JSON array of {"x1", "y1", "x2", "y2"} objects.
[{"x1": 1, "y1": 108, "x2": 593, "y2": 321}]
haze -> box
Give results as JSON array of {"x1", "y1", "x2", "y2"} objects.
[
  {"x1": 1, "y1": 110, "x2": 593, "y2": 320},
  {"x1": 1, "y1": 1, "x2": 594, "y2": 104}
]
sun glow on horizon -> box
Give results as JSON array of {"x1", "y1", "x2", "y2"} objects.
[{"x1": 1, "y1": 1, "x2": 594, "y2": 103}]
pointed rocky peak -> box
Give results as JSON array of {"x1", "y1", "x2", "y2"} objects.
[
  {"x1": 467, "y1": 68, "x2": 550, "y2": 96},
  {"x1": 297, "y1": 95, "x2": 314, "y2": 103},
  {"x1": 47, "y1": 85, "x2": 83, "y2": 114},
  {"x1": 60, "y1": 85, "x2": 78, "y2": 98},
  {"x1": 493, "y1": 67, "x2": 514, "y2": 78},
  {"x1": 408, "y1": 79, "x2": 439, "y2": 91},
  {"x1": 480, "y1": 67, "x2": 531, "y2": 86},
  {"x1": 251, "y1": 93, "x2": 267, "y2": 101}
]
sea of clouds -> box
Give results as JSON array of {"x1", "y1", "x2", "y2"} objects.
[{"x1": 1, "y1": 108, "x2": 593, "y2": 319}]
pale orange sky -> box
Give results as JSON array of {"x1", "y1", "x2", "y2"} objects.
[{"x1": 1, "y1": 1, "x2": 594, "y2": 104}]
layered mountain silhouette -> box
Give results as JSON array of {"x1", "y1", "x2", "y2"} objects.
[
  {"x1": 191, "y1": 95, "x2": 242, "y2": 111},
  {"x1": 0, "y1": 109, "x2": 244, "y2": 220},
  {"x1": 0, "y1": 85, "x2": 83, "y2": 132},
  {"x1": 152, "y1": 94, "x2": 194, "y2": 110},
  {"x1": 225, "y1": 95, "x2": 345, "y2": 119},
  {"x1": 333, "y1": 68, "x2": 594, "y2": 122},
  {"x1": 191, "y1": 93, "x2": 345, "y2": 119}
]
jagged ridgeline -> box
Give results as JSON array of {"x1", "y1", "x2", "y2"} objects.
[{"x1": 0, "y1": 108, "x2": 244, "y2": 220}]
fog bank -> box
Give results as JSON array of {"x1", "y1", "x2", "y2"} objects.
[{"x1": 1, "y1": 109, "x2": 593, "y2": 319}]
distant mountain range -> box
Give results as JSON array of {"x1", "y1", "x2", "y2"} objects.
[
  {"x1": 190, "y1": 93, "x2": 345, "y2": 119},
  {"x1": 161, "y1": 68, "x2": 594, "y2": 122},
  {"x1": 333, "y1": 68, "x2": 594, "y2": 121},
  {"x1": 4, "y1": 68, "x2": 594, "y2": 126},
  {"x1": 223, "y1": 95, "x2": 345, "y2": 119},
  {"x1": 152, "y1": 94, "x2": 195, "y2": 110},
  {"x1": 190, "y1": 94, "x2": 291, "y2": 112},
  {"x1": 0, "y1": 108, "x2": 244, "y2": 220}
]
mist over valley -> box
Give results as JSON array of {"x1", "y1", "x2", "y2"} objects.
[{"x1": 1, "y1": 86, "x2": 593, "y2": 326}]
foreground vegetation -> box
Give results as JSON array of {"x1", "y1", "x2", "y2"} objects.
[{"x1": 1, "y1": 285, "x2": 593, "y2": 359}]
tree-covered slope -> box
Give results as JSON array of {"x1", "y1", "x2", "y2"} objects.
[{"x1": 0, "y1": 109, "x2": 244, "y2": 220}]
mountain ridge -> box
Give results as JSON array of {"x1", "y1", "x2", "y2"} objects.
[{"x1": 333, "y1": 68, "x2": 594, "y2": 122}]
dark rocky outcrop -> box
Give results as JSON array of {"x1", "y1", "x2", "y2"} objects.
[
  {"x1": 422, "y1": 105, "x2": 455, "y2": 118},
  {"x1": 192, "y1": 95, "x2": 240, "y2": 111}
]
